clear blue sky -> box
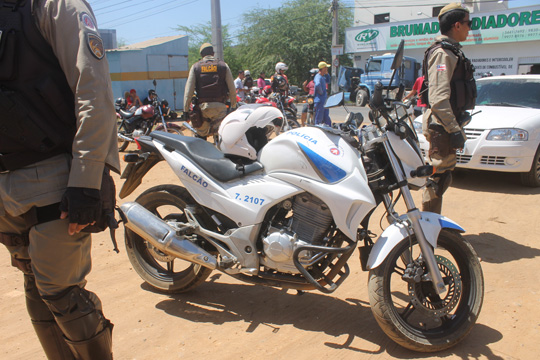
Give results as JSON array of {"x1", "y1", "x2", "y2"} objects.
[{"x1": 88, "y1": 0, "x2": 540, "y2": 46}]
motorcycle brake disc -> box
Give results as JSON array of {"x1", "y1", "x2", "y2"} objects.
[{"x1": 408, "y1": 255, "x2": 462, "y2": 319}]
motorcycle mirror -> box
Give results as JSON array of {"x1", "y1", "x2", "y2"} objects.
[
  {"x1": 324, "y1": 92, "x2": 344, "y2": 108},
  {"x1": 152, "y1": 79, "x2": 157, "y2": 87},
  {"x1": 391, "y1": 39, "x2": 405, "y2": 70}
]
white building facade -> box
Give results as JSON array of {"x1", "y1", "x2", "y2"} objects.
[{"x1": 346, "y1": 1, "x2": 540, "y2": 77}]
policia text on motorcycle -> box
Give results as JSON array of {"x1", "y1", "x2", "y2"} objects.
[
  {"x1": 421, "y1": 2, "x2": 476, "y2": 214},
  {"x1": 0, "y1": 0, "x2": 120, "y2": 359}
]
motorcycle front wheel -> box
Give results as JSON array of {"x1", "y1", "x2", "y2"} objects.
[
  {"x1": 368, "y1": 229, "x2": 484, "y2": 352},
  {"x1": 285, "y1": 112, "x2": 300, "y2": 130},
  {"x1": 125, "y1": 185, "x2": 213, "y2": 293}
]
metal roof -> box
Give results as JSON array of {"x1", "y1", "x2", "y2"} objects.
[{"x1": 109, "y1": 35, "x2": 187, "y2": 52}]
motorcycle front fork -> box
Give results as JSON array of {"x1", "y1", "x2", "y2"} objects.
[{"x1": 381, "y1": 134, "x2": 447, "y2": 294}]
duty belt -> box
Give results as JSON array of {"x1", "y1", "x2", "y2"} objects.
[
  {"x1": 0, "y1": 150, "x2": 65, "y2": 173},
  {"x1": 198, "y1": 96, "x2": 228, "y2": 104}
]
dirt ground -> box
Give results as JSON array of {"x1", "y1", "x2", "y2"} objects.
[{"x1": 2, "y1": 143, "x2": 540, "y2": 360}]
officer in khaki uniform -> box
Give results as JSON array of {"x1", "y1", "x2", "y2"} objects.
[
  {"x1": 184, "y1": 43, "x2": 237, "y2": 139},
  {"x1": 421, "y1": 2, "x2": 476, "y2": 214},
  {"x1": 0, "y1": 0, "x2": 120, "y2": 359}
]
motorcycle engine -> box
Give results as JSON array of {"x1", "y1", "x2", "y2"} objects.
[{"x1": 260, "y1": 193, "x2": 333, "y2": 274}]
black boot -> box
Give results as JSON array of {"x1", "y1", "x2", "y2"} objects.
[
  {"x1": 32, "y1": 320, "x2": 75, "y2": 360},
  {"x1": 25, "y1": 275, "x2": 75, "y2": 359},
  {"x1": 64, "y1": 322, "x2": 113, "y2": 360},
  {"x1": 43, "y1": 286, "x2": 114, "y2": 360}
]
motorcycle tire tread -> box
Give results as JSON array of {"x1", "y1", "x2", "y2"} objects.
[
  {"x1": 125, "y1": 184, "x2": 213, "y2": 294},
  {"x1": 367, "y1": 229, "x2": 484, "y2": 352}
]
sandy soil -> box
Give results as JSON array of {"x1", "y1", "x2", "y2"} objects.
[{"x1": 2, "y1": 143, "x2": 540, "y2": 360}]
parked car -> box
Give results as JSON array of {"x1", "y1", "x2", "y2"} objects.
[{"x1": 414, "y1": 75, "x2": 540, "y2": 187}]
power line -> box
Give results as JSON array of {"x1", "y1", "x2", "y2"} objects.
[{"x1": 100, "y1": 0, "x2": 197, "y2": 28}]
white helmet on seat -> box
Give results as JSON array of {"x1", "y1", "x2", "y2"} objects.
[
  {"x1": 218, "y1": 105, "x2": 283, "y2": 160},
  {"x1": 275, "y1": 62, "x2": 288, "y2": 73}
]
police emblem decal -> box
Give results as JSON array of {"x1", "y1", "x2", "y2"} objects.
[
  {"x1": 87, "y1": 34, "x2": 104, "y2": 60},
  {"x1": 80, "y1": 12, "x2": 97, "y2": 32}
]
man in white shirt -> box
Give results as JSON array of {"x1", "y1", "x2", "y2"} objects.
[{"x1": 234, "y1": 70, "x2": 246, "y2": 100}]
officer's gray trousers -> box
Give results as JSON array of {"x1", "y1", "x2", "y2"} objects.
[{"x1": 0, "y1": 155, "x2": 112, "y2": 359}]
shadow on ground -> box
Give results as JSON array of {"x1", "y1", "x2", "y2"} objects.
[
  {"x1": 465, "y1": 232, "x2": 540, "y2": 264},
  {"x1": 141, "y1": 273, "x2": 502, "y2": 358},
  {"x1": 451, "y1": 169, "x2": 540, "y2": 195}
]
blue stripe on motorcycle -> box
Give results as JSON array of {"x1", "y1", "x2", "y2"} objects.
[
  {"x1": 297, "y1": 142, "x2": 347, "y2": 183},
  {"x1": 439, "y1": 218, "x2": 465, "y2": 233}
]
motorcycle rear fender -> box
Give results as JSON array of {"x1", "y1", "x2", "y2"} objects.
[
  {"x1": 118, "y1": 136, "x2": 163, "y2": 199},
  {"x1": 366, "y1": 211, "x2": 464, "y2": 270}
]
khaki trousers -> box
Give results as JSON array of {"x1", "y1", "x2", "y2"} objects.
[{"x1": 0, "y1": 154, "x2": 92, "y2": 297}]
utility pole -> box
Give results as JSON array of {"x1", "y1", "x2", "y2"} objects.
[
  {"x1": 330, "y1": 0, "x2": 339, "y2": 94},
  {"x1": 211, "y1": 0, "x2": 223, "y2": 60}
]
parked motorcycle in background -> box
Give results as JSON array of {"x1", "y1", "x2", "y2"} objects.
[
  {"x1": 117, "y1": 97, "x2": 184, "y2": 152},
  {"x1": 267, "y1": 92, "x2": 300, "y2": 132},
  {"x1": 305, "y1": 94, "x2": 315, "y2": 125},
  {"x1": 117, "y1": 40, "x2": 483, "y2": 352}
]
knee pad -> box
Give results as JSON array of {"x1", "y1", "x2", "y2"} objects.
[
  {"x1": 427, "y1": 171, "x2": 453, "y2": 198},
  {"x1": 42, "y1": 286, "x2": 109, "y2": 342}
]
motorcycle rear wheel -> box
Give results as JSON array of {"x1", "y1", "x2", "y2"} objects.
[
  {"x1": 368, "y1": 229, "x2": 484, "y2": 352},
  {"x1": 154, "y1": 123, "x2": 185, "y2": 136},
  {"x1": 117, "y1": 121, "x2": 130, "y2": 152},
  {"x1": 125, "y1": 185, "x2": 213, "y2": 293}
]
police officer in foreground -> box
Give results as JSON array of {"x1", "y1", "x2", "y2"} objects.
[
  {"x1": 0, "y1": 0, "x2": 120, "y2": 359},
  {"x1": 421, "y1": 2, "x2": 476, "y2": 214},
  {"x1": 183, "y1": 43, "x2": 237, "y2": 139}
]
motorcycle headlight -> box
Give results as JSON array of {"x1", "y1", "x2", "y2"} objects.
[
  {"x1": 413, "y1": 120, "x2": 423, "y2": 134},
  {"x1": 486, "y1": 128, "x2": 528, "y2": 141}
]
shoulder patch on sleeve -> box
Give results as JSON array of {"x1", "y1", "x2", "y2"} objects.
[
  {"x1": 80, "y1": 12, "x2": 97, "y2": 32},
  {"x1": 87, "y1": 34, "x2": 104, "y2": 60},
  {"x1": 437, "y1": 64, "x2": 447, "y2": 71}
]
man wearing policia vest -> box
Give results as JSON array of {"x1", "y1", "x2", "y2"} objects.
[
  {"x1": 184, "y1": 43, "x2": 237, "y2": 139},
  {"x1": 421, "y1": 2, "x2": 476, "y2": 214}
]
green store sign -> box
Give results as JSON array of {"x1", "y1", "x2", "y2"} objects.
[{"x1": 389, "y1": 9, "x2": 540, "y2": 41}]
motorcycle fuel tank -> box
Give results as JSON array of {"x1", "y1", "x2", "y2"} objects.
[
  {"x1": 259, "y1": 127, "x2": 365, "y2": 184},
  {"x1": 259, "y1": 126, "x2": 376, "y2": 240}
]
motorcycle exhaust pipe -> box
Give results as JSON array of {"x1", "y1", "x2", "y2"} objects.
[
  {"x1": 118, "y1": 133, "x2": 133, "y2": 142},
  {"x1": 119, "y1": 202, "x2": 217, "y2": 269}
]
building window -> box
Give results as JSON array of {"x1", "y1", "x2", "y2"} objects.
[
  {"x1": 433, "y1": 6, "x2": 444, "y2": 18},
  {"x1": 374, "y1": 13, "x2": 390, "y2": 24}
]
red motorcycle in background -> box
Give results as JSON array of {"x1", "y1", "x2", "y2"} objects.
[
  {"x1": 116, "y1": 98, "x2": 184, "y2": 152},
  {"x1": 255, "y1": 85, "x2": 300, "y2": 132}
]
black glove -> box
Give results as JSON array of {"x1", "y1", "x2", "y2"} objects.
[
  {"x1": 449, "y1": 131, "x2": 466, "y2": 149},
  {"x1": 59, "y1": 187, "x2": 102, "y2": 225},
  {"x1": 457, "y1": 112, "x2": 472, "y2": 127}
]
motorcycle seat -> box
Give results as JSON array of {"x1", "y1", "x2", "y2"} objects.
[
  {"x1": 119, "y1": 109, "x2": 135, "y2": 119},
  {"x1": 150, "y1": 131, "x2": 264, "y2": 182}
]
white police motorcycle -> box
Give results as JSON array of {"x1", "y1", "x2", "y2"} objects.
[{"x1": 117, "y1": 41, "x2": 483, "y2": 352}]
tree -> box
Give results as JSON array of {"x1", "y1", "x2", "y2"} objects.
[
  {"x1": 175, "y1": 1, "x2": 352, "y2": 87},
  {"x1": 236, "y1": 0, "x2": 352, "y2": 86}
]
